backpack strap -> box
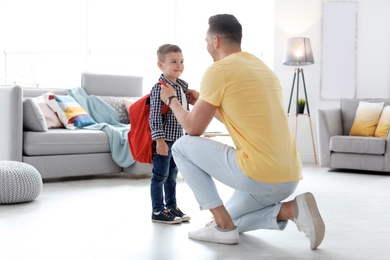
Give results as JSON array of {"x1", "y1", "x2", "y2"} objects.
[{"x1": 158, "y1": 81, "x2": 170, "y2": 115}]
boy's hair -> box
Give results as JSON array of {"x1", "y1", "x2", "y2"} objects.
[
  {"x1": 208, "y1": 14, "x2": 242, "y2": 44},
  {"x1": 157, "y1": 44, "x2": 182, "y2": 62}
]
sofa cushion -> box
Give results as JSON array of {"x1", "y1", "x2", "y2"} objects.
[
  {"x1": 23, "y1": 95, "x2": 65, "y2": 131},
  {"x1": 330, "y1": 135, "x2": 386, "y2": 155},
  {"x1": 349, "y1": 101, "x2": 383, "y2": 137},
  {"x1": 340, "y1": 98, "x2": 390, "y2": 134},
  {"x1": 31, "y1": 94, "x2": 64, "y2": 129},
  {"x1": 375, "y1": 105, "x2": 390, "y2": 139},
  {"x1": 23, "y1": 98, "x2": 48, "y2": 132},
  {"x1": 44, "y1": 94, "x2": 96, "y2": 129},
  {"x1": 23, "y1": 129, "x2": 110, "y2": 156},
  {"x1": 97, "y1": 96, "x2": 129, "y2": 124}
]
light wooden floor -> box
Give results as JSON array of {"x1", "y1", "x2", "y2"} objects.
[{"x1": 0, "y1": 163, "x2": 389, "y2": 260}]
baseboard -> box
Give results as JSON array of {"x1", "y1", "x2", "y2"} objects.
[{"x1": 299, "y1": 152, "x2": 318, "y2": 164}]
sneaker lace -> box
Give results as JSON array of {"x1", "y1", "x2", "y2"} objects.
[
  {"x1": 161, "y1": 209, "x2": 174, "y2": 220},
  {"x1": 197, "y1": 220, "x2": 216, "y2": 232},
  {"x1": 171, "y1": 207, "x2": 181, "y2": 214}
]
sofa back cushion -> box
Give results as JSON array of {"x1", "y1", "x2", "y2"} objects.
[
  {"x1": 340, "y1": 98, "x2": 390, "y2": 134},
  {"x1": 81, "y1": 72, "x2": 143, "y2": 97}
]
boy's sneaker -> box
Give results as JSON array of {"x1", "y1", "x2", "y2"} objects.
[
  {"x1": 188, "y1": 220, "x2": 238, "y2": 245},
  {"x1": 152, "y1": 209, "x2": 182, "y2": 224},
  {"x1": 294, "y1": 192, "x2": 325, "y2": 250},
  {"x1": 169, "y1": 207, "x2": 191, "y2": 222}
]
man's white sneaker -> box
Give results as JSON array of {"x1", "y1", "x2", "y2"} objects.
[
  {"x1": 294, "y1": 192, "x2": 325, "y2": 250},
  {"x1": 188, "y1": 221, "x2": 239, "y2": 245}
]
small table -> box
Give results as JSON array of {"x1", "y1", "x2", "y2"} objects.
[
  {"x1": 202, "y1": 132, "x2": 230, "y2": 138},
  {"x1": 288, "y1": 113, "x2": 317, "y2": 164}
]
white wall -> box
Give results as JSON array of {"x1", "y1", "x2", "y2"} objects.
[{"x1": 274, "y1": 0, "x2": 390, "y2": 163}]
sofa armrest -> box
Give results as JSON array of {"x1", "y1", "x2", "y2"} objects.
[
  {"x1": 317, "y1": 108, "x2": 343, "y2": 167},
  {"x1": 0, "y1": 86, "x2": 23, "y2": 161}
]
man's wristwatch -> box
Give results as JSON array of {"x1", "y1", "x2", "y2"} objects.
[{"x1": 165, "y1": 95, "x2": 177, "y2": 106}]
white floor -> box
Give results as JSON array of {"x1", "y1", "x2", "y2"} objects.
[{"x1": 1, "y1": 163, "x2": 389, "y2": 260}]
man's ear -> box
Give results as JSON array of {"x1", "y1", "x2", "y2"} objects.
[{"x1": 213, "y1": 35, "x2": 220, "y2": 48}]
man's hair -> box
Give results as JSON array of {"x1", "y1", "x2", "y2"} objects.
[
  {"x1": 157, "y1": 44, "x2": 182, "y2": 62},
  {"x1": 208, "y1": 14, "x2": 242, "y2": 44}
]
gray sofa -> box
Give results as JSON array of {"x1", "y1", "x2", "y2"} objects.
[
  {"x1": 317, "y1": 98, "x2": 390, "y2": 172},
  {"x1": 0, "y1": 72, "x2": 152, "y2": 179}
]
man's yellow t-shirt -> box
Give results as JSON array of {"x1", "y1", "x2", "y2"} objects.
[{"x1": 200, "y1": 52, "x2": 302, "y2": 184}]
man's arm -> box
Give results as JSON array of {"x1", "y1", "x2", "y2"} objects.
[
  {"x1": 161, "y1": 85, "x2": 216, "y2": 136},
  {"x1": 188, "y1": 88, "x2": 222, "y2": 122}
]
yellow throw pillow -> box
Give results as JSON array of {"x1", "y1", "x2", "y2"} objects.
[
  {"x1": 349, "y1": 101, "x2": 384, "y2": 137},
  {"x1": 375, "y1": 105, "x2": 390, "y2": 139}
]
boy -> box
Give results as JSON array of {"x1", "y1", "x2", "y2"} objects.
[{"x1": 149, "y1": 44, "x2": 191, "y2": 224}]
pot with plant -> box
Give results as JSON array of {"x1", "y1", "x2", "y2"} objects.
[{"x1": 297, "y1": 98, "x2": 306, "y2": 114}]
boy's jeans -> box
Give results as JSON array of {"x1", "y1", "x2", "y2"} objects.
[
  {"x1": 151, "y1": 141, "x2": 178, "y2": 213},
  {"x1": 172, "y1": 135, "x2": 299, "y2": 233}
]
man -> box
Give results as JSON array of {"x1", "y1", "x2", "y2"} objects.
[{"x1": 160, "y1": 14, "x2": 325, "y2": 250}]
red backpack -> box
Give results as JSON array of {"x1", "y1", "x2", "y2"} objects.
[{"x1": 128, "y1": 81, "x2": 169, "y2": 164}]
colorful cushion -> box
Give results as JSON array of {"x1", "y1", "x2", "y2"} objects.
[
  {"x1": 349, "y1": 101, "x2": 384, "y2": 137},
  {"x1": 23, "y1": 98, "x2": 48, "y2": 132},
  {"x1": 32, "y1": 94, "x2": 64, "y2": 128},
  {"x1": 375, "y1": 105, "x2": 390, "y2": 139},
  {"x1": 44, "y1": 94, "x2": 96, "y2": 130}
]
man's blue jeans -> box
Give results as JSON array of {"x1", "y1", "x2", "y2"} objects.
[
  {"x1": 172, "y1": 135, "x2": 299, "y2": 233},
  {"x1": 150, "y1": 141, "x2": 178, "y2": 213}
]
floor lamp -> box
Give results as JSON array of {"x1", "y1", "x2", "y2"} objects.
[
  {"x1": 283, "y1": 37, "x2": 314, "y2": 114},
  {"x1": 283, "y1": 37, "x2": 317, "y2": 164}
]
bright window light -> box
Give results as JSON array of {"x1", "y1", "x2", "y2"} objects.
[{"x1": 0, "y1": 0, "x2": 274, "y2": 92}]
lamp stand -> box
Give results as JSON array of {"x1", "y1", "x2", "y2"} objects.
[
  {"x1": 287, "y1": 68, "x2": 311, "y2": 115},
  {"x1": 286, "y1": 68, "x2": 317, "y2": 164}
]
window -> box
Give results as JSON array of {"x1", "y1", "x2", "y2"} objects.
[{"x1": 0, "y1": 0, "x2": 274, "y2": 92}]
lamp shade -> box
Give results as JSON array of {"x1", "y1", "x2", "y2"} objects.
[{"x1": 283, "y1": 37, "x2": 314, "y2": 66}]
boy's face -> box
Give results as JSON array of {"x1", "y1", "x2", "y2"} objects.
[{"x1": 158, "y1": 52, "x2": 184, "y2": 82}]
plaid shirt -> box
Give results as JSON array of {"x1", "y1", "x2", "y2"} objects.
[{"x1": 149, "y1": 74, "x2": 189, "y2": 141}]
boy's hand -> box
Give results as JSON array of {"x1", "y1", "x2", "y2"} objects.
[
  {"x1": 188, "y1": 89, "x2": 199, "y2": 105},
  {"x1": 160, "y1": 83, "x2": 176, "y2": 104},
  {"x1": 156, "y1": 139, "x2": 168, "y2": 156}
]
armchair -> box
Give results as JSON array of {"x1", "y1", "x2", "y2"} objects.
[{"x1": 317, "y1": 98, "x2": 390, "y2": 172}]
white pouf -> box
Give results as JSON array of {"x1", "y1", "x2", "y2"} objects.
[{"x1": 0, "y1": 161, "x2": 43, "y2": 204}]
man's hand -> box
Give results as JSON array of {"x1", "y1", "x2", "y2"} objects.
[
  {"x1": 160, "y1": 83, "x2": 216, "y2": 136},
  {"x1": 160, "y1": 83, "x2": 176, "y2": 104}
]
